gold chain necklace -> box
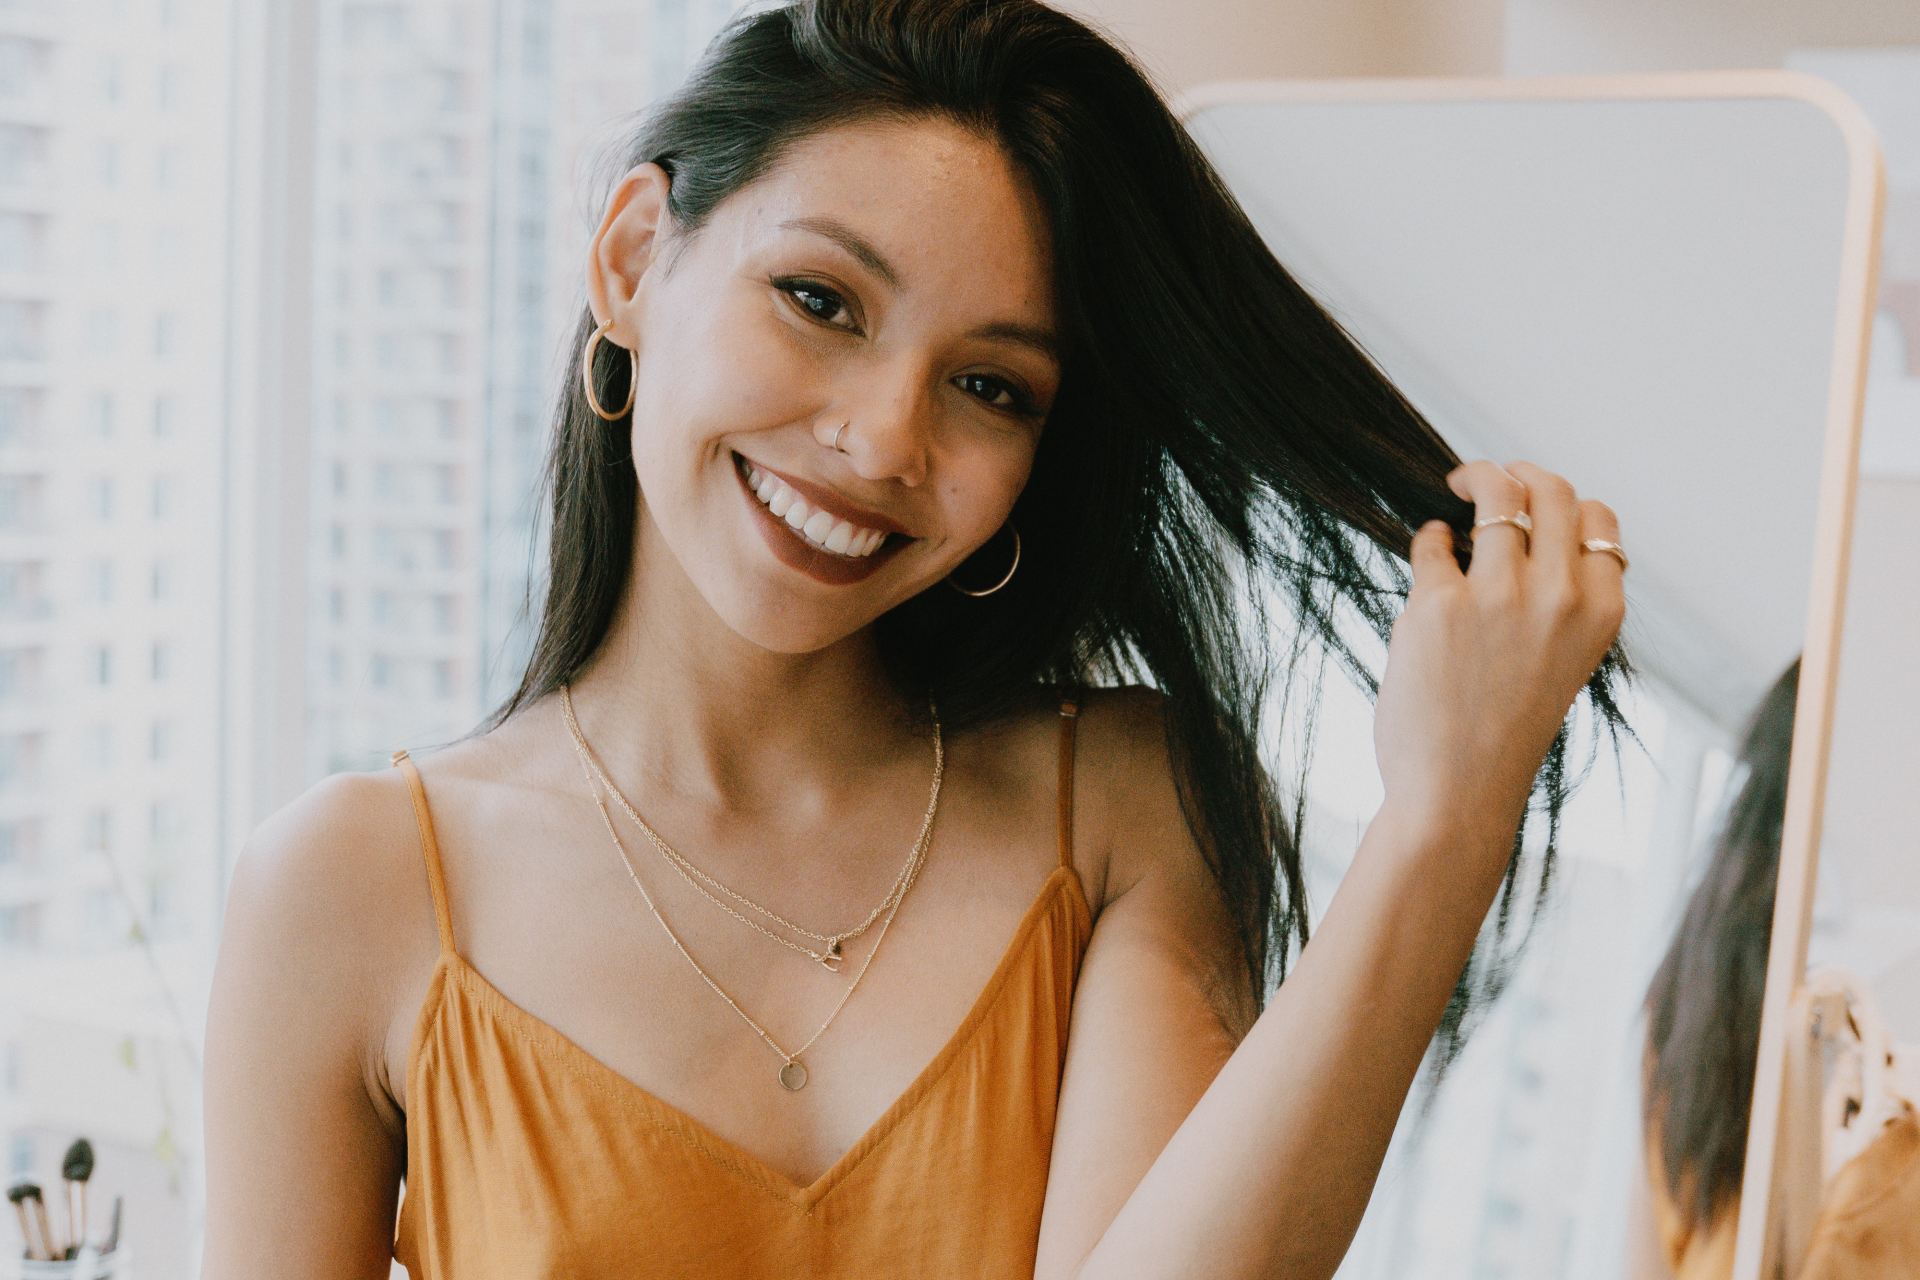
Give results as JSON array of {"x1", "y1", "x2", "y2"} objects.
[
  {"x1": 561, "y1": 684, "x2": 945, "y2": 1090},
  {"x1": 559, "y1": 682, "x2": 941, "y2": 970}
]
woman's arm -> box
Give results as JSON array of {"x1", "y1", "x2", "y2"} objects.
[
  {"x1": 1053, "y1": 796, "x2": 1521, "y2": 1280},
  {"x1": 200, "y1": 774, "x2": 411, "y2": 1278},
  {"x1": 1038, "y1": 460, "x2": 1626, "y2": 1279}
]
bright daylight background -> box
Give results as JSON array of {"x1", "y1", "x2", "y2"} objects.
[
  {"x1": 0, "y1": 0, "x2": 763, "y2": 1271},
  {"x1": 0, "y1": 1, "x2": 1912, "y2": 1276}
]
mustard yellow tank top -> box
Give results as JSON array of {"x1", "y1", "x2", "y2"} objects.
[{"x1": 387, "y1": 696, "x2": 1094, "y2": 1276}]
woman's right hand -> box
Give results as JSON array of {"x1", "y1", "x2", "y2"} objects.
[{"x1": 1370, "y1": 458, "x2": 1626, "y2": 857}]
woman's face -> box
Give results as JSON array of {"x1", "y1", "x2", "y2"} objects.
[{"x1": 585, "y1": 116, "x2": 1061, "y2": 654}]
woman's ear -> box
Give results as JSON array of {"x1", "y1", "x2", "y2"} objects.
[{"x1": 584, "y1": 161, "x2": 676, "y2": 339}]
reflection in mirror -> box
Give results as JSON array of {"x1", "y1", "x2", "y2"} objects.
[
  {"x1": 1769, "y1": 48, "x2": 1920, "y2": 1279},
  {"x1": 1641, "y1": 657, "x2": 1799, "y2": 1277},
  {"x1": 1178, "y1": 75, "x2": 1876, "y2": 1278}
]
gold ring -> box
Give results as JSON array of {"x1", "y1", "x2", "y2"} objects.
[
  {"x1": 1581, "y1": 538, "x2": 1629, "y2": 572},
  {"x1": 1471, "y1": 511, "x2": 1533, "y2": 543}
]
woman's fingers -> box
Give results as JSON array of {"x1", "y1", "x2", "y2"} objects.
[
  {"x1": 1409, "y1": 519, "x2": 1463, "y2": 591},
  {"x1": 1504, "y1": 460, "x2": 1579, "y2": 596},
  {"x1": 1381, "y1": 456, "x2": 1629, "y2": 826},
  {"x1": 1576, "y1": 497, "x2": 1627, "y2": 626},
  {"x1": 1445, "y1": 460, "x2": 1530, "y2": 583}
]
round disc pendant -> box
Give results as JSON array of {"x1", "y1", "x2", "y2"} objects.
[{"x1": 778, "y1": 1059, "x2": 809, "y2": 1091}]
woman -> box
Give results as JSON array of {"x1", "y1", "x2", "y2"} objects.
[
  {"x1": 1639, "y1": 657, "x2": 1800, "y2": 1278},
  {"x1": 201, "y1": 1, "x2": 1633, "y2": 1275}
]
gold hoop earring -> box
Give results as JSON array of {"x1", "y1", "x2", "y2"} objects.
[
  {"x1": 944, "y1": 521, "x2": 1020, "y2": 596},
  {"x1": 582, "y1": 318, "x2": 637, "y2": 421}
]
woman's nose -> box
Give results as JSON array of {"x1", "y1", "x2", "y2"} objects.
[{"x1": 837, "y1": 366, "x2": 934, "y2": 487}]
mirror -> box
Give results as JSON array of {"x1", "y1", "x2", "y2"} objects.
[
  {"x1": 1780, "y1": 44, "x2": 1920, "y2": 1280},
  {"x1": 1174, "y1": 72, "x2": 1881, "y2": 1278}
]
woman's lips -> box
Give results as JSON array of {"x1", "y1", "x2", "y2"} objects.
[{"x1": 733, "y1": 451, "x2": 911, "y2": 586}]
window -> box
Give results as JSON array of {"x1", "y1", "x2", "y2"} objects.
[
  {"x1": 0, "y1": 6, "x2": 757, "y2": 1273},
  {"x1": 85, "y1": 308, "x2": 118, "y2": 357},
  {"x1": 0, "y1": 388, "x2": 37, "y2": 446},
  {"x1": 0, "y1": 903, "x2": 43, "y2": 947},
  {"x1": 150, "y1": 474, "x2": 174, "y2": 520},
  {"x1": 0, "y1": 211, "x2": 42, "y2": 273},
  {"x1": 83, "y1": 728, "x2": 112, "y2": 774},
  {"x1": 0, "y1": 299, "x2": 44, "y2": 360},
  {"x1": 149, "y1": 719, "x2": 174, "y2": 763}
]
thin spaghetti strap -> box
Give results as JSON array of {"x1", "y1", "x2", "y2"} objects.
[
  {"x1": 1056, "y1": 692, "x2": 1079, "y2": 872},
  {"x1": 389, "y1": 749, "x2": 457, "y2": 957}
]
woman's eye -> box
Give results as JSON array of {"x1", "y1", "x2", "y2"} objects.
[
  {"x1": 958, "y1": 372, "x2": 1043, "y2": 418},
  {"x1": 774, "y1": 277, "x2": 1043, "y2": 420},
  {"x1": 774, "y1": 278, "x2": 857, "y2": 331}
]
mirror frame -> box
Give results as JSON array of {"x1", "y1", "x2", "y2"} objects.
[{"x1": 1169, "y1": 70, "x2": 1885, "y2": 1280}]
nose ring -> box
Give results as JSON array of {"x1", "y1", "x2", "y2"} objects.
[{"x1": 833, "y1": 421, "x2": 849, "y2": 452}]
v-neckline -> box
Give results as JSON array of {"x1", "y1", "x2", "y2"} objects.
[{"x1": 413, "y1": 862, "x2": 1092, "y2": 1209}]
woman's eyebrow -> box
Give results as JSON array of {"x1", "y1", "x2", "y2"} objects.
[
  {"x1": 777, "y1": 215, "x2": 1060, "y2": 367},
  {"x1": 971, "y1": 320, "x2": 1059, "y2": 367},
  {"x1": 779, "y1": 215, "x2": 904, "y2": 289}
]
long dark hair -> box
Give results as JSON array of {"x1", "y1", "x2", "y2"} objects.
[
  {"x1": 1641, "y1": 656, "x2": 1801, "y2": 1232},
  {"x1": 463, "y1": 0, "x2": 1639, "y2": 1076}
]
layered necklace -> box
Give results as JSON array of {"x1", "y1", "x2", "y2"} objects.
[{"x1": 558, "y1": 682, "x2": 944, "y2": 1091}]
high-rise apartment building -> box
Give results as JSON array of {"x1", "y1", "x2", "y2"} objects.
[
  {"x1": 0, "y1": 0, "x2": 232, "y2": 1270},
  {"x1": 1, "y1": 0, "x2": 751, "y2": 1269}
]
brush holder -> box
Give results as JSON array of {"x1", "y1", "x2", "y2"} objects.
[{"x1": 4, "y1": 1246, "x2": 131, "y2": 1280}]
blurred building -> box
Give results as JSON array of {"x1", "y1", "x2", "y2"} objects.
[
  {"x1": 0, "y1": 0, "x2": 743, "y2": 1271},
  {"x1": 0, "y1": 0, "x2": 231, "y2": 1269}
]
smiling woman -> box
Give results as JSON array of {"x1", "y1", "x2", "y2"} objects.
[{"x1": 197, "y1": 1, "x2": 1634, "y2": 1277}]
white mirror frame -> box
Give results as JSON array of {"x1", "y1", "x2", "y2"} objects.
[{"x1": 1168, "y1": 70, "x2": 1885, "y2": 1280}]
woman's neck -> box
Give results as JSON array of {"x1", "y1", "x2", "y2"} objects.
[{"x1": 553, "y1": 569, "x2": 927, "y2": 822}]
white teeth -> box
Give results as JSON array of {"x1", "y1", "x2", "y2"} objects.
[{"x1": 740, "y1": 459, "x2": 890, "y2": 558}]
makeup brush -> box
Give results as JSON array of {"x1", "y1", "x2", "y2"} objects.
[
  {"x1": 61, "y1": 1138, "x2": 93, "y2": 1261},
  {"x1": 28, "y1": 1184, "x2": 58, "y2": 1263},
  {"x1": 101, "y1": 1193, "x2": 122, "y2": 1254},
  {"x1": 7, "y1": 1180, "x2": 47, "y2": 1260},
  {"x1": 10, "y1": 1181, "x2": 56, "y2": 1261}
]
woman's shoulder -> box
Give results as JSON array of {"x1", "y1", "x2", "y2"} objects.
[
  {"x1": 247, "y1": 748, "x2": 456, "y2": 907},
  {"x1": 1068, "y1": 683, "x2": 1184, "y2": 888},
  {"x1": 214, "y1": 761, "x2": 442, "y2": 1135},
  {"x1": 229, "y1": 764, "x2": 431, "y2": 969},
  {"x1": 997, "y1": 682, "x2": 1181, "y2": 912}
]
